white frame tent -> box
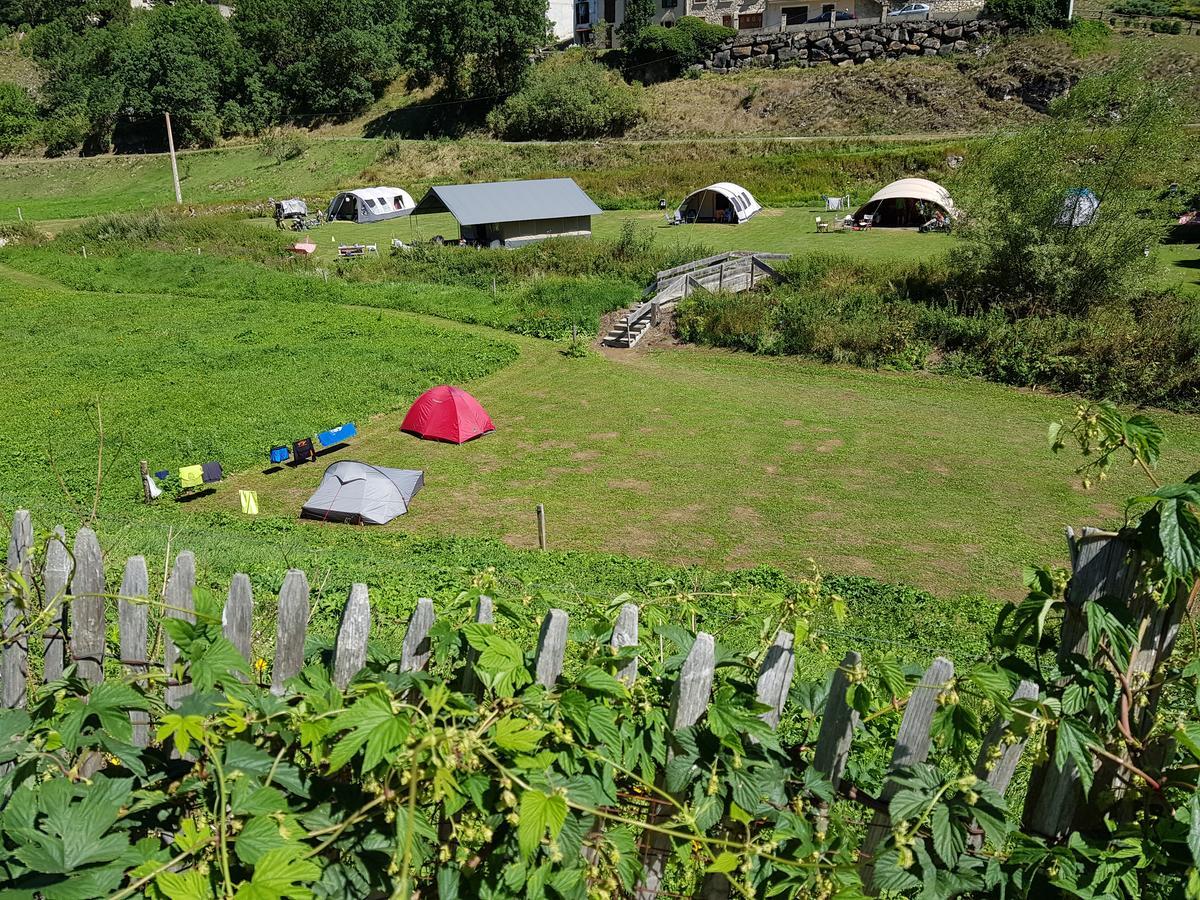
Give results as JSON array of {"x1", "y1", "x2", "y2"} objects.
[
  {"x1": 326, "y1": 187, "x2": 416, "y2": 224},
  {"x1": 677, "y1": 183, "x2": 762, "y2": 224},
  {"x1": 852, "y1": 178, "x2": 954, "y2": 228}
]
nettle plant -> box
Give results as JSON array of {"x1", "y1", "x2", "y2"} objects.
[{"x1": 0, "y1": 402, "x2": 1196, "y2": 899}]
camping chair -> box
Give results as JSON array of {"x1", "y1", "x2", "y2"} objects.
[
  {"x1": 685, "y1": 209, "x2": 699, "y2": 225},
  {"x1": 816, "y1": 216, "x2": 828, "y2": 233},
  {"x1": 293, "y1": 437, "x2": 315, "y2": 463}
]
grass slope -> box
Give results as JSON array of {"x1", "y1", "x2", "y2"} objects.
[
  {"x1": 0, "y1": 136, "x2": 966, "y2": 222},
  {"x1": 0, "y1": 266, "x2": 518, "y2": 507},
  {"x1": 5, "y1": 261, "x2": 1200, "y2": 601}
]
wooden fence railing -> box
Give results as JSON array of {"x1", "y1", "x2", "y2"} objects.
[{"x1": 0, "y1": 510, "x2": 1186, "y2": 897}]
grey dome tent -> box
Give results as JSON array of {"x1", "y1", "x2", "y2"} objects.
[{"x1": 301, "y1": 460, "x2": 424, "y2": 525}]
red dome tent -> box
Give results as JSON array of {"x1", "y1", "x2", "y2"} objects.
[{"x1": 401, "y1": 385, "x2": 495, "y2": 444}]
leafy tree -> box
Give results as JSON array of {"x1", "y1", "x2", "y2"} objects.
[
  {"x1": 233, "y1": 0, "x2": 405, "y2": 119},
  {"x1": 623, "y1": 15, "x2": 734, "y2": 81},
  {"x1": 117, "y1": 2, "x2": 255, "y2": 147},
  {"x1": 617, "y1": 0, "x2": 654, "y2": 45},
  {"x1": 0, "y1": 0, "x2": 128, "y2": 29},
  {"x1": 0, "y1": 81, "x2": 38, "y2": 154},
  {"x1": 982, "y1": 0, "x2": 1066, "y2": 26},
  {"x1": 486, "y1": 52, "x2": 642, "y2": 139},
  {"x1": 26, "y1": 17, "x2": 128, "y2": 153},
  {"x1": 951, "y1": 56, "x2": 1191, "y2": 318},
  {"x1": 402, "y1": 0, "x2": 547, "y2": 97}
]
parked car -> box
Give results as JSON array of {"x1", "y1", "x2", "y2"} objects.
[
  {"x1": 807, "y1": 9, "x2": 857, "y2": 21},
  {"x1": 888, "y1": 3, "x2": 930, "y2": 15}
]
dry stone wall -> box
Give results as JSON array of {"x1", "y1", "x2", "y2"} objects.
[{"x1": 701, "y1": 18, "x2": 1008, "y2": 72}]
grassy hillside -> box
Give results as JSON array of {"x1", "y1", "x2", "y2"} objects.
[
  {"x1": 4, "y1": 254, "x2": 1200, "y2": 602},
  {"x1": 0, "y1": 135, "x2": 973, "y2": 221}
]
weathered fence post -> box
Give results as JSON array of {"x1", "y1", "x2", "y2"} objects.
[
  {"x1": 701, "y1": 630, "x2": 799, "y2": 899},
  {"x1": 612, "y1": 602, "x2": 639, "y2": 685},
  {"x1": 859, "y1": 656, "x2": 955, "y2": 892},
  {"x1": 460, "y1": 595, "x2": 494, "y2": 697},
  {"x1": 537, "y1": 504, "x2": 547, "y2": 550},
  {"x1": 332, "y1": 583, "x2": 371, "y2": 689},
  {"x1": 755, "y1": 630, "x2": 796, "y2": 729},
  {"x1": 42, "y1": 526, "x2": 70, "y2": 682},
  {"x1": 271, "y1": 569, "x2": 310, "y2": 694},
  {"x1": 400, "y1": 597, "x2": 435, "y2": 673},
  {"x1": 223, "y1": 574, "x2": 254, "y2": 666},
  {"x1": 118, "y1": 556, "x2": 150, "y2": 747},
  {"x1": 968, "y1": 679, "x2": 1038, "y2": 849},
  {"x1": 1023, "y1": 526, "x2": 1190, "y2": 837},
  {"x1": 71, "y1": 528, "x2": 106, "y2": 686},
  {"x1": 2, "y1": 509, "x2": 33, "y2": 709},
  {"x1": 164, "y1": 551, "x2": 196, "y2": 708},
  {"x1": 814, "y1": 650, "x2": 863, "y2": 832},
  {"x1": 534, "y1": 609, "x2": 569, "y2": 689},
  {"x1": 637, "y1": 632, "x2": 716, "y2": 899}
]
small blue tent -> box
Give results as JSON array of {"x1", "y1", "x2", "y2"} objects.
[{"x1": 1057, "y1": 188, "x2": 1099, "y2": 227}]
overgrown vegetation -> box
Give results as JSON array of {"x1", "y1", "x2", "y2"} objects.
[
  {"x1": 951, "y1": 56, "x2": 1188, "y2": 319},
  {"x1": 622, "y1": 16, "x2": 736, "y2": 82},
  {"x1": 487, "y1": 54, "x2": 644, "y2": 140},
  {"x1": 676, "y1": 252, "x2": 1200, "y2": 409}
]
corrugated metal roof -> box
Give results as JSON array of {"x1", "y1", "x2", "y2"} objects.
[{"x1": 411, "y1": 178, "x2": 603, "y2": 226}]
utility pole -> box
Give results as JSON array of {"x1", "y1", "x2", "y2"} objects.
[{"x1": 165, "y1": 112, "x2": 182, "y2": 205}]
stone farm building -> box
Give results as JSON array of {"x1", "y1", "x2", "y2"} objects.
[{"x1": 572, "y1": 0, "x2": 981, "y2": 45}]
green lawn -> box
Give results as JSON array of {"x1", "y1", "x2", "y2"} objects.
[
  {"x1": 592, "y1": 206, "x2": 953, "y2": 261},
  {"x1": 5, "y1": 260, "x2": 1200, "y2": 603}
]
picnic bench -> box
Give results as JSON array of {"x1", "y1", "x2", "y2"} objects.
[{"x1": 337, "y1": 243, "x2": 378, "y2": 259}]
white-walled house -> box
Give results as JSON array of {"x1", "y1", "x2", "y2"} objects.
[{"x1": 574, "y1": 0, "x2": 882, "y2": 43}]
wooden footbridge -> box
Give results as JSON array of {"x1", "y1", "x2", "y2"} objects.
[{"x1": 602, "y1": 251, "x2": 789, "y2": 349}]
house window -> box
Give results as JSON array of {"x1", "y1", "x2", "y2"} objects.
[
  {"x1": 663, "y1": 0, "x2": 678, "y2": 9},
  {"x1": 821, "y1": 3, "x2": 834, "y2": 11},
  {"x1": 738, "y1": 12, "x2": 762, "y2": 27},
  {"x1": 721, "y1": 13, "x2": 734, "y2": 24},
  {"x1": 604, "y1": 0, "x2": 616, "y2": 17},
  {"x1": 576, "y1": 1, "x2": 590, "y2": 22},
  {"x1": 782, "y1": 5, "x2": 807, "y2": 23}
]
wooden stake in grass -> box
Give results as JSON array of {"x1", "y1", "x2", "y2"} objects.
[{"x1": 537, "y1": 503, "x2": 546, "y2": 550}]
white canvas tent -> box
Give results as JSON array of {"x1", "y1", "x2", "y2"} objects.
[
  {"x1": 853, "y1": 178, "x2": 954, "y2": 227},
  {"x1": 300, "y1": 460, "x2": 424, "y2": 525},
  {"x1": 677, "y1": 183, "x2": 762, "y2": 224},
  {"x1": 1056, "y1": 189, "x2": 1099, "y2": 227},
  {"x1": 326, "y1": 187, "x2": 415, "y2": 224}
]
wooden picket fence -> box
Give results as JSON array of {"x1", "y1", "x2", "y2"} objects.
[{"x1": 0, "y1": 510, "x2": 1185, "y2": 898}]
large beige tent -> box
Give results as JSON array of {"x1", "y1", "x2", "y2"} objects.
[
  {"x1": 853, "y1": 178, "x2": 954, "y2": 227},
  {"x1": 676, "y1": 183, "x2": 762, "y2": 224}
]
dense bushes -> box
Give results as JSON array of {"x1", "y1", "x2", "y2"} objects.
[
  {"x1": 487, "y1": 54, "x2": 643, "y2": 140},
  {"x1": 0, "y1": 82, "x2": 39, "y2": 154},
  {"x1": 674, "y1": 253, "x2": 1200, "y2": 409},
  {"x1": 951, "y1": 59, "x2": 1188, "y2": 319},
  {"x1": 623, "y1": 16, "x2": 735, "y2": 81},
  {"x1": 983, "y1": 0, "x2": 1066, "y2": 27}
]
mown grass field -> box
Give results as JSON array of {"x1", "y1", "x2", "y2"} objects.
[{"x1": 5, "y1": 256, "x2": 1200, "y2": 609}]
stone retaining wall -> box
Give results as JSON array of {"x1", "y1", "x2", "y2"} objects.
[{"x1": 702, "y1": 18, "x2": 1008, "y2": 72}]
